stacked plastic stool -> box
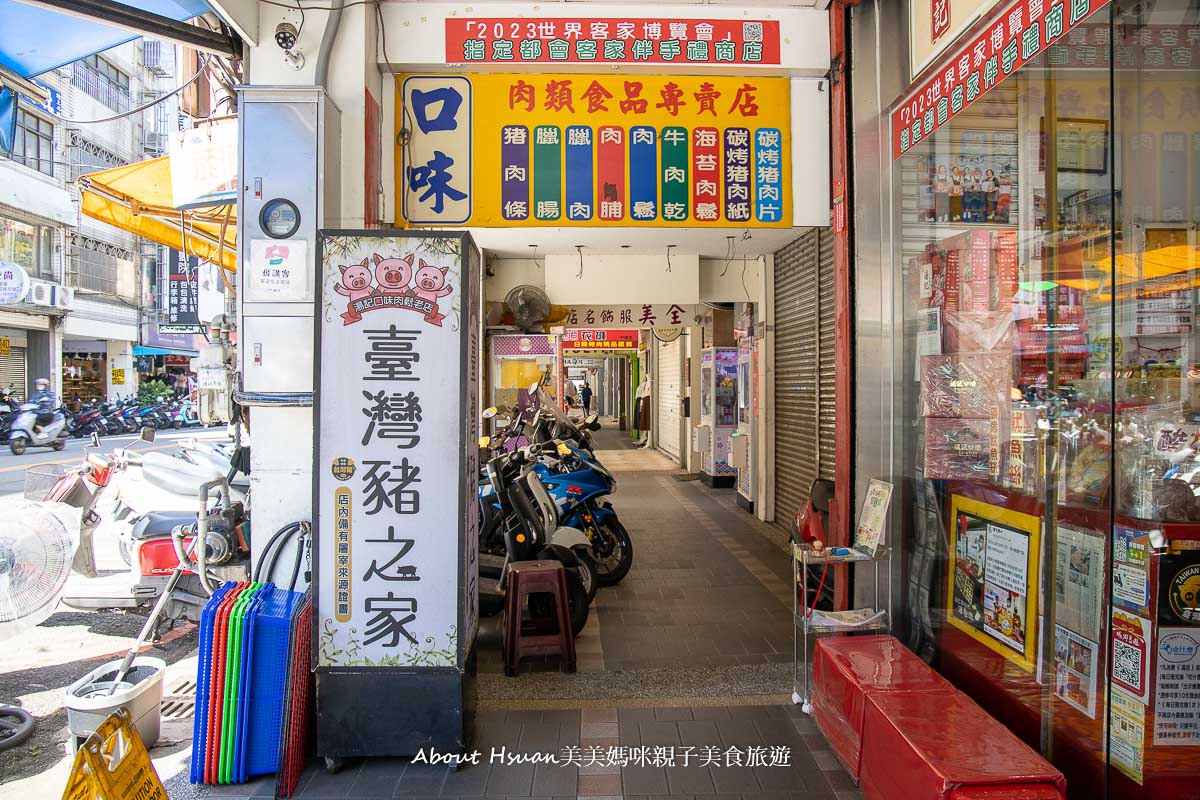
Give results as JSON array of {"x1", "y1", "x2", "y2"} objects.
[
  {"x1": 502, "y1": 560, "x2": 577, "y2": 676},
  {"x1": 191, "y1": 581, "x2": 303, "y2": 785}
]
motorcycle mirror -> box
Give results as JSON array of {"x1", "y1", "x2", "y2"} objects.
[
  {"x1": 528, "y1": 381, "x2": 540, "y2": 393},
  {"x1": 140, "y1": 427, "x2": 156, "y2": 442},
  {"x1": 482, "y1": 407, "x2": 497, "y2": 419}
]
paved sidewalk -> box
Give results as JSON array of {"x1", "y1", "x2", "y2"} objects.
[
  {"x1": 164, "y1": 425, "x2": 857, "y2": 799},
  {"x1": 176, "y1": 704, "x2": 857, "y2": 799}
]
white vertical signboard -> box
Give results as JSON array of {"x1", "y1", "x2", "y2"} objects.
[{"x1": 315, "y1": 232, "x2": 477, "y2": 669}]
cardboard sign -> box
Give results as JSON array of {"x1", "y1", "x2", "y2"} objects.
[
  {"x1": 446, "y1": 18, "x2": 781, "y2": 66},
  {"x1": 315, "y1": 231, "x2": 479, "y2": 667}
]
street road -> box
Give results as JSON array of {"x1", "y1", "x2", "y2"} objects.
[{"x1": 0, "y1": 428, "x2": 217, "y2": 501}]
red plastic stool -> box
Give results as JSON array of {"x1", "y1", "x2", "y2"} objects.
[{"x1": 502, "y1": 560, "x2": 577, "y2": 676}]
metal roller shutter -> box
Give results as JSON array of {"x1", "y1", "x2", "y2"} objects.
[
  {"x1": 773, "y1": 229, "x2": 821, "y2": 524},
  {"x1": 817, "y1": 229, "x2": 838, "y2": 482},
  {"x1": 0, "y1": 345, "x2": 27, "y2": 400},
  {"x1": 655, "y1": 336, "x2": 683, "y2": 461}
]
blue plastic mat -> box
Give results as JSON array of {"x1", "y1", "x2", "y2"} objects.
[{"x1": 190, "y1": 582, "x2": 304, "y2": 785}]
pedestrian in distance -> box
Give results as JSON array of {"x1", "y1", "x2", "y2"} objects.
[{"x1": 580, "y1": 382, "x2": 593, "y2": 415}]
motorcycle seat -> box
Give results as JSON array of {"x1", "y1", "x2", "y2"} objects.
[
  {"x1": 132, "y1": 511, "x2": 196, "y2": 539},
  {"x1": 141, "y1": 451, "x2": 224, "y2": 497}
]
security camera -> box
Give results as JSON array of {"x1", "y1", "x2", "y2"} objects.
[{"x1": 275, "y1": 21, "x2": 299, "y2": 51}]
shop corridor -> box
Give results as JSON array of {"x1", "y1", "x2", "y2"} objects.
[
  {"x1": 171, "y1": 423, "x2": 860, "y2": 799},
  {"x1": 475, "y1": 422, "x2": 796, "y2": 687}
]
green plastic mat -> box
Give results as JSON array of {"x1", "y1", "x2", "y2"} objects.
[{"x1": 220, "y1": 581, "x2": 263, "y2": 783}]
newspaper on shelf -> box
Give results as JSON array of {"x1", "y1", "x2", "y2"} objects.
[{"x1": 807, "y1": 607, "x2": 886, "y2": 628}]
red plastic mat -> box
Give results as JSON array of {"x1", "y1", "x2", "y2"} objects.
[{"x1": 274, "y1": 591, "x2": 313, "y2": 799}]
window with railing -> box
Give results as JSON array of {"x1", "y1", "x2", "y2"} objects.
[
  {"x1": 69, "y1": 233, "x2": 134, "y2": 297},
  {"x1": 9, "y1": 109, "x2": 54, "y2": 176},
  {"x1": 72, "y1": 55, "x2": 131, "y2": 113},
  {"x1": 67, "y1": 131, "x2": 128, "y2": 183}
]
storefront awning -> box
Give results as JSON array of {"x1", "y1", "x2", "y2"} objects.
[
  {"x1": 0, "y1": 1, "x2": 230, "y2": 80},
  {"x1": 79, "y1": 156, "x2": 237, "y2": 272},
  {"x1": 134, "y1": 344, "x2": 198, "y2": 358}
]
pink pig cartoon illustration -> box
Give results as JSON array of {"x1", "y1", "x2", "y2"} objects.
[
  {"x1": 410, "y1": 260, "x2": 452, "y2": 325},
  {"x1": 372, "y1": 253, "x2": 414, "y2": 297},
  {"x1": 334, "y1": 259, "x2": 374, "y2": 323}
]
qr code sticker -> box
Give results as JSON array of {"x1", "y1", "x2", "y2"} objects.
[
  {"x1": 743, "y1": 22, "x2": 764, "y2": 43},
  {"x1": 1113, "y1": 638, "x2": 1142, "y2": 689},
  {"x1": 1113, "y1": 535, "x2": 1128, "y2": 564}
]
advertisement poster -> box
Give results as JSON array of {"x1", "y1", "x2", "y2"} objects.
[
  {"x1": 1158, "y1": 551, "x2": 1200, "y2": 626},
  {"x1": 1110, "y1": 688, "x2": 1146, "y2": 785},
  {"x1": 1053, "y1": 624, "x2": 1099, "y2": 718},
  {"x1": 893, "y1": 0, "x2": 1108, "y2": 157},
  {"x1": 855, "y1": 479, "x2": 894, "y2": 558},
  {"x1": 161, "y1": 250, "x2": 203, "y2": 334},
  {"x1": 1054, "y1": 525, "x2": 1104, "y2": 640},
  {"x1": 1153, "y1": 628, "x2": 1200, "y2": 745},
  {"x1": 399, "y1": 73, "x2": 792, "y2": 228},
  {"x1": 445, "y1": 18, "x2": 781, "y2": 66},
  {"x1": 1111, "y1": 609, "x2": 1152, "y2": 703},
  {"x1": 248, "y1": 239, "x2": 309, "y2": 302},
  {"x1": 1113, "y1": 526, "x2": 1151, "y2": 615},
  {"x1": 315, "y1": 232, "x2": 477, "y2": 668},
  {"x1": 947, "y1": 494, "x2": 1040, "y2": 671}
]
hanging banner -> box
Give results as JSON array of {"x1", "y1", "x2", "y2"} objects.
[
  {"x1": 563, "y1": 303, "x2": 694, "y2": 328},
  {"x1": 399, "y1": 73, "x2": 791, "y2": 228},
  {"x1": 169, "y1": 119, "x2": 238, "y2": 209},
  {"x1": 161, "y1": 250, "x2": 202, "y2": 334},
  {"x1": 892, "y1": 0, "x2": 1110, "y2": 159},
  {"x1": 315, "y1": 231, "x2": 479, "y2": 669},
  {"x1": 446, "y1": 18, "x2": 781, "y2": 66},
  {"x1": 561, "y1": 328, "x2": 639, "y2": 351}
]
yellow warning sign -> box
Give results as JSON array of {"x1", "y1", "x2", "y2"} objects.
[{"x1": 61, "y1": 708, "x2": 167, "y2": 800}]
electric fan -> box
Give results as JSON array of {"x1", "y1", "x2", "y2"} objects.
[{"x1": 0, "y1": 501, "x2": 80, "y2": 752}]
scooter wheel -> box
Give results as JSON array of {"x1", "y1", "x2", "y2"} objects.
[
  {"x1": 173, "y1": 420, "x2": 184, "y2": 429},
  {"x1": 9, "y1": 439, "x2": 26, "y2": 455},
  {"x1": 52, "y1": 440, "x2": 65, "y2": 451}
]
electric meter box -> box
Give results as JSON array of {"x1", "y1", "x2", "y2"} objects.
[{"x1": 237, "y1": 87, "x2": 340, "y2": 397}]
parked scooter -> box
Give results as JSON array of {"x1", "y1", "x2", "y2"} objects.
[
  {"x1": 7, "y1": 401, "x2": 68, "y2": 454},
  {"x1": 172, "y1": 400, "x2": 201, "y2": 429},
  {"x1": 477, "y1": 443, "x2": 593, "y2": 635},
  {"x1": 50, "y1": 429, "x2": 252, "y2": 624}
]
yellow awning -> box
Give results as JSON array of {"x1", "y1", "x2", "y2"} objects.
[{"x1": 78, "y1": 156, "x2": 238, "y2": 272}]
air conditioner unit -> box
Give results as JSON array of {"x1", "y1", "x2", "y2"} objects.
[
  {"x1": 25, "y1": 281, "x2": 74, "y2": 310},
  {"x1": 28, "y1": 282, "x2": 52, "y2": 306},
  {"x1": 53, "y1": 285, "x2": 74, "y2": 310}
]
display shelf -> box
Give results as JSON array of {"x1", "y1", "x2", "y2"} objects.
[
  {"x1": 791, "y1": 539, "x2": 892, "y2": 713},
  {"x1": 793, "y1": 609, "x2": 890, "y2": 634},
  {"x1": 791, "y1": 543, "x2": 890, "y2": 565}
]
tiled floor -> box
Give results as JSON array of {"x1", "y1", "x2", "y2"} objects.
[
  {"x1": 173, "y1": 424, "x2": 860, "y2": 800},
  {"x1": 197, "y1": 705, "x2": 858, "y2": 799},
  {"x1": 476, "y1": 426, "x2": 797, "y2": 676}
]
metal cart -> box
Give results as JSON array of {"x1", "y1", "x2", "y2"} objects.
[{"x1": 791, "y1": 543, "x2": 892, "y2": 713}]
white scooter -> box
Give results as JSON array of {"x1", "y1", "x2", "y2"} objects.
[{"x1": 8, "y1": 402, "x2": 67, "y2": 454}]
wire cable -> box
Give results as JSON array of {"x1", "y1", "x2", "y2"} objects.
[{"x1": 53, "y1": 55, "x2": 212, "y2": 125}]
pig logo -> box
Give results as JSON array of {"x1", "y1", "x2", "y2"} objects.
[
  {"x1": 410, "y1": 260, "x2": 453, "y2": 325},
  {"x1": 373, "y1": 253, "x2": 414, "y2": 297},
  {"x1": 335, "y1": 259, "x2": 376, "y2": 322}
]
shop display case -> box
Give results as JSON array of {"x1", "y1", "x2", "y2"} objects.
[{"x1": 699, "y1": 347, "x2": 737, "y2": 488}]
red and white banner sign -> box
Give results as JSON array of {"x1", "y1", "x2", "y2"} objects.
[
  {"x1": 446, "y1": 18, "x2": 780, "y2": 66},
  {"x1": 892, "y1": 0, "x2": 1109, "y2": 159}
]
